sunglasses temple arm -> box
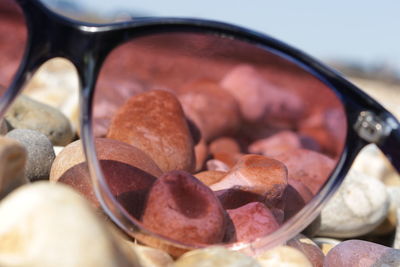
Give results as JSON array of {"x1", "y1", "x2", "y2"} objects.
[{"x1": 379, "y1": 126, "x2": 400, "y2": 174}]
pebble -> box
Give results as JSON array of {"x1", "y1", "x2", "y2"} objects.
[
  {"x1": 209, "y1": 137, "x2": 241, "y2": 155},
  {"x1": 6, "y1": 129, "x2": 55, "y2": 182},
  {"x1": 282, "y1": 178, "x2": 314, "y2": 221},
  {"x1": 50, "y1": 138, "x2": 162, "y2": 210},
  {"x1": 298, "y1": 107, "x2": 346, "y2": 158},
  {"x1": 0, "y1": 118, "x2": 8, "y2": 135},
  {"x1": 0, "y1": 136, "x2": 27, "y2": 199},
  {"x1": 0, "y1": 182, "x2": 137, "y2": 267},
  {"x1": 206, "y1": 159, "x2": 230, "y2": 172},
  {"x1": 175, "y1": 246, "x2": 260, "y2": 267},
  {"x1": 141, "y1": 170, "x2": 227, "y2": 245},
  {"x1": 324, "y1": 240, "x2": 400, "y2": 267},
  {"x1": 5, "y1": 95, "x2": 74, "y2": 146},
  {"x1": 178, "y1": 79, "x2": 241, "y2": 141},
  {"x1": 274, "y1": 148, "x2": 335, "y2": 194},
  {"x1": 312, "y1": 237, "x2": 341, "y2": 255},
  {"x1": 287, "y1": 234, "x2": 325, "y2": 267},
  {"x1": 394, "y1": 209, "x2": 400, "y2": 249},
  {"x1": 256, "y1": 245, "x2": 312, "y2": 267},
  {"x1": 107, "y1": 89, "x2": 195, "y2": 173},
  {"x1": 220, "y1": 64, "x2": 304, "y2": 125},
  {"x1": 194, "y1": 138, "x2": 208, "y2": 172},
  {"x1": 215, "y1": 188, "x2": 264, "y2": 210},
  {"x1": 371, "y1": 186, "x2": 400, "y2": 235},
  {"x1": 210, "y1": 154, "x2": 288, "y2": 205},
  {"x1": 249, "y1": 130, "x2": 302, "y2": 157},
  {"x1": 226, "y1": 202, "x2": 280, "y2": 242},
  {"x1": 194, "y1": 170, "x2": 226, "y2": 186},
  {"x1": 317, "y1": 169, "x2": 390, "y2": 238},
  {"x1": 22, "y1": 58, "x2": 80, "y2": 133}
]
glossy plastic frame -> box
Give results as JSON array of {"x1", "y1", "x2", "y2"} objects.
[{"x1": 4, "y1": 0, "x2": 400, "y2": 254}]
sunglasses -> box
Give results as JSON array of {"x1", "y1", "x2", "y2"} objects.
[{"x1": 2, "y1": 0, "x2": 400, "y2": 256}]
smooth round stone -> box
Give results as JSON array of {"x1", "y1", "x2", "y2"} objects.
[
  {"x1": 209, "y1": 137, "x2": 241, "y2": 155},
  {"x1": 5, "y1": 95, "x2": 74, "y2": 146},
  {"x1": 287, "y1": 234, "x2": 325, "y2": 267},
  {"x1": 178, "y1": 80, "x2": 241, "y2": 141},
  {"x1": 256, "y1": 245, "x2": 312, "y2": 267},
  {"x1": 0, "y1": 136, "x2": 27, "y2": 199},
  {"x1": 0, "y1": 182, "x2": 137, "y2": 267},
  {"x1": 175, "y1": 246, "x2": 260, "y2": 267},
  {"x1": 226, "y1": 202, "x2": 280, "y2": 242},
  {"x1": 220, "y1": 64, "x2": 304, "y2": 126},
  {"x1": 6, "y1": 129, "x2": 55, "y2": 182},
  {"x1": 215, "y1": 188, "x2": 264, "y2": 210},
  {"x1": 194, "y1": 138, "x2": 208, "y2": 172},
  {"x1": 50, "y1": 138, "x2": 162, "y2": 210},
  {"x1": 123, "y1": 242, "x2": 174, "y2": 267},
  {"x1": 141, "y1": 170, "x2": 227, "y2": 245},
  {"x1": 107, "y1": 89, "x2": 195, "y2": 173},
  {"x1": 394, "y1": 208, "x2": 400, "y2": 249},
  {"x1": 351, "y1": 144, "x2": 390, "y2": 181},
  {"x1": 274, "y1": 148, "x2": 335, "y2": 194},
  {"x1": 210, "y1": 154, "x2": 288, "y2": 205},
  {"x1": 282, "y1": 178, "x2": 314, "y2": 221},
  {"x1": 324, "y1": 240, "x2": 400, "y2": 267},
  {"x1": 206, "y1": 159, "x2": 230, "y2": 172},
  {"x1": 212, "y1": 152, "x2": 243, "y2": 168},
  {"x1": 317, "y1": 169, "x2": 389, "y2": 238},
  {"x1": 371, "y1": 186, "x2": 400, "y2": 235},
  {"x1": 22, "y1": 58, "x2": 80, "y2": 133}
]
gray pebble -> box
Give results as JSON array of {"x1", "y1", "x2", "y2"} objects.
[
  {"x1": 5, "y1": 95, "x2": 74, "y2": 146},
  {"x1": 6, "y1": 129, "x2": 55, "y2": 182}
]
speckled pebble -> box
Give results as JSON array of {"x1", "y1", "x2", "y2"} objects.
[{"x1": 6, "y1": 129, "x2": 55, "y2": 181}]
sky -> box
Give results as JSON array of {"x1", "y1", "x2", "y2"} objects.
[{"x1": 43, "y1": 0, "x2": 400, "y2": 72}]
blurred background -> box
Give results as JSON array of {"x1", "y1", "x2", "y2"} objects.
[{"x1": 41, "y1": 0, "x2": 400, "y2": 82}]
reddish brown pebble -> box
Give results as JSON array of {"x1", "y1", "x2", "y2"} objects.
[
  {"x1": 226, "y1": 202, "x2": 279, "y2": 242},
  {"x1": 212, "y1": 152, "x2": 243, "y2": 168},
  {"x1": 274, "y1": 148, "x2": 335, "y2": 194},
  {"x1": 220, "y1": 64, "x2": 304, "y2": 125},
  {"x1": 206, "y1": 159, "x2": 230, "y2": 172},
  {"x1": 107, "y1": 89, "x2": 195, "y2": 173},
  {"x1": 288, "y1": 235, "x2": 325, "y2": 267},
  {"x1": 178, "y1": 79, "x2": 241, "y2": 141},
  {"x1": 215, "y1": 188, "x2": 265, "y2": 210},
  {"x1": 210, "y1": 154, "x2": 288, "y2": 204},
  {"x1": 324, "y1": 240, "x2": 400, "y2": 267},
  {"x1": 194, "y1": 138, "x2": 208, "y2": 172},
  {"x1": 282, "y1": 178, "x2": 314, "y2": 221},
  {"x1": 141, "y1": 170, "x2": 227, "y2": 245},
  {"x1": 50, "y1": 138, "x2": 162, "y2": 210},
  {"x1": 299, "y1": 108, "x2": 347, "y2": 158},
  {"x1": 194, "y1": 170, "x2": 226, "y2": 186},
  {"x1": 209, "y1": 137, "x2": 241, "y2": 155},
  {"x1": 249, "y1": 130, "x2": 302, "y2": 157}
]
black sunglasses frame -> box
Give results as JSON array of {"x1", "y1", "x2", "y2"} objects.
[{"x1": 4, "y1": 0, "x2": 400, "y2": 253}]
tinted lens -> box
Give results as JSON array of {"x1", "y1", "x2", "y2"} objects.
[
  {"x1": 0, "y1": 0, "x2": 27, "y2": 93},
  {"x1": 92, "y1": 32, "x2": 347, "y2": 247}
]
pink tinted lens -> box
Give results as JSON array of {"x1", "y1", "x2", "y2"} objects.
[
  {"x1": 0, "y1": 0, "x2": 27, "y2": 94},
  {"x1": 90, "y1": 32, "x2": 347, "y2": 248}
]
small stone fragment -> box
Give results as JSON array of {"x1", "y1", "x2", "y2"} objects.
[
  {"x1": 175, "y1": 246, "x2": 260, "y2": 267},
  {"x1": 324, "y1": 240, "x2": 400, "y2": 267},
  {"x1": 0, "y1": 182, "x2": 138, "y2": 267},
  {"x1": 210, "y1": 154, "x2": 288, "y2": 205},
  {"x1": 107, "y1": 89, "x2": 195, "y2": 173},
  {"x1": 274, "y1": 148, "x2": 335, "y2": 194},
  {"x1": 194, "y1": 170, "x2": 226, "y2": 186},
  {"x1": 226, "y1": 202, "x2": 280, "y2": 242},
  {"x1": 256, "y1": 245, "x2": 312, "y2": 267},
  {"x1": 287, "y1": 234, "x2": 325, "y2": 267},
  {"x1": 5, "y1": 95, "x2": 74, "y2": 146},
  {"x1": 0, "y1": 136, "x2": 27, "y2": 199},
  {"x1": 178, "y1": 79, "x2": 241, "y2": 141},
  {"x1": 141, "y1": 170, "x2": 227, "y2": 245},
  {"x1": 206, "y1": 159, "x2": 230, "y2": 172},
  {"x1": 317, "y1": 169, "x2": 389, "y2": 238},
  {"x1": 6, "y1": 129, "x2": 55, "y2": 181}
]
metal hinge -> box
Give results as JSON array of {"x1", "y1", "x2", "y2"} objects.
[{"x1": 354, "y1": 111, "x2": 393, "y2": 144}]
